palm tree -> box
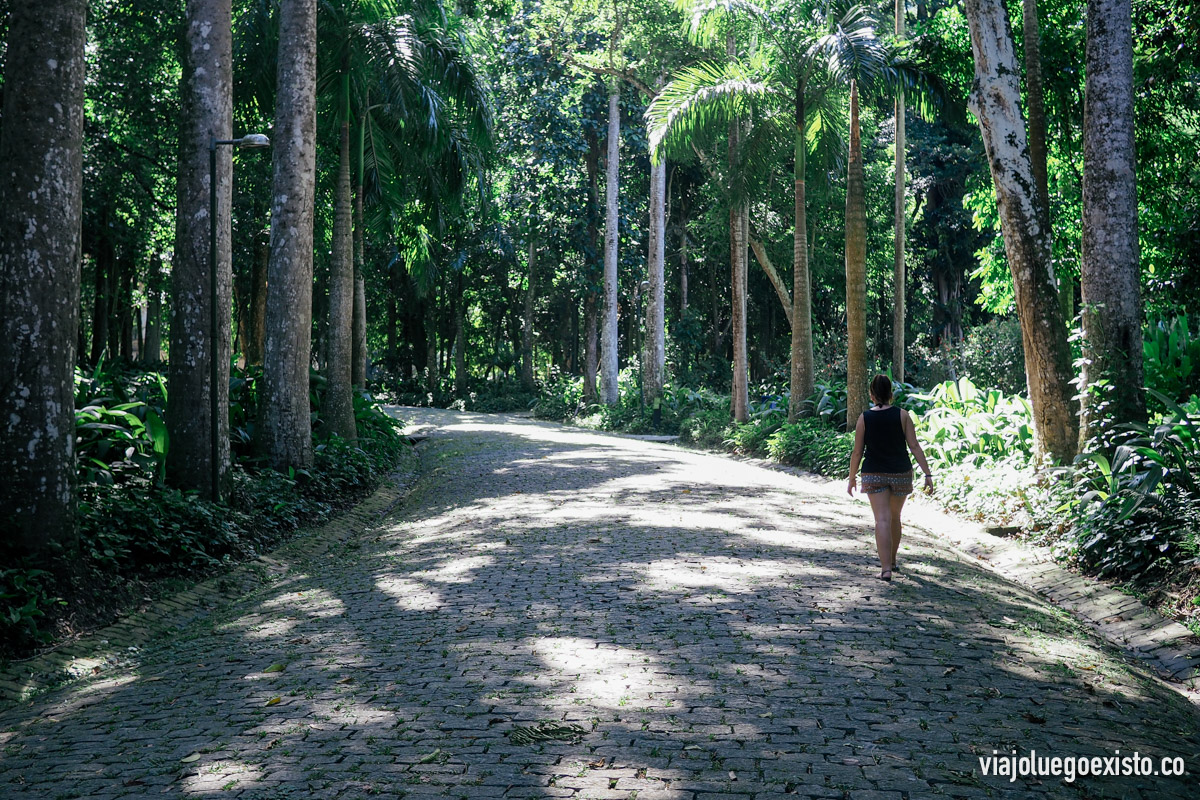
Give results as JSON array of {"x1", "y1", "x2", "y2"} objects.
[
  {"x1": 806, "y1": 6, "x2": 940, "y2": 428},
  {"x1": 316, "y1": 0, "x2": 491, "y2": 438}
]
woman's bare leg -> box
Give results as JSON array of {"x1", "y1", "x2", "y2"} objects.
[
  {"x1": 889, "y1": 492, "x2": 907, "y2": 569},
  {"x1": 868, "y1": 489, "x2": 893, "y2": 576}
]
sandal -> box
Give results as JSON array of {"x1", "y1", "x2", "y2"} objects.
[{"x1": 877, "y1": 570, "x2": 892, "y2": 582}]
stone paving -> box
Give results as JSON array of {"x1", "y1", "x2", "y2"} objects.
[{"x1": 2, "y1": 407, "x2": 1199, "y2": 799}]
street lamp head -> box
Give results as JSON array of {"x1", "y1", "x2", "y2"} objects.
[{"x1": 237, "y1": 133, "x2": 270, "y2": 149}]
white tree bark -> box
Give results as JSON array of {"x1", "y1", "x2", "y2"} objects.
[
  {"x1": 261, "y1": 0, "x2": 317, "y2": 470},
  {"x1": 1080, "y1": 0, "x2": 1144, "y2": 437},
  {"x1": 0, "y1": 0, "x2": 87, "y2": 556},
  {"x1": 168, "y1": 0, "x2": 233, "y2": 495},
  {"x1": 643, "y1": 157, "x2": 667, "y2": 404},
  {"x1": 964, "y1": 0, "x2": 1078, "y2": 462},
  {"x1": 893, "y1": 0, "x2": 907, "y2": 383},
  {"x1": 601, "y1": 88, "x2": 621, "y2": 405}
]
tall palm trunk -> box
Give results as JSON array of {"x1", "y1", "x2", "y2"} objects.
[
  {"x1": 644, "y1": 157, "x2": 667, "y2": 405},
  {"x1": 261, "y1": 0, "x2": 317, "y2": 470},
  {"x1": 727, "y1": 32, "x2": 748, "y2": 424},
  {"x1": 325, "y1": 106, "x2": 357, "y2": 442},
  {"x1": 144, "y1": 255, "x2": 165, "y2": 364},
  {"x1": 169, "y1": 0, "x2": 233, "y2": 495},
  {"x1": 583, "y1": 128, "x2": 602, "y2": 405},
  {"x1": 521, "y1": 239, "x2": 538, "y2": 392},
  {"x1": 425, "y1": 291, "x2": 439, "y2": 395},
  {"x1": 1080, "y1": 0, "x2": 1144, "y2": 440},
  {"x1": 893, "y1": 0, "x2": 907, "y2": 383},
  {"x1": 789, "y1": 76, "x2": 815, "y2": 422},
  {"x1": 352, "y1": 119, "x2": 368, "y2": 388},
  {"x1": 601, "y1": 86, "x2": 621, "y2": 405},
  {"x1": 0, "y1": 0, "x2": 86, "y2": 559},
  {"x1": 845, "y1": 81, "x2": 869, "y2": 429},
  {"x1": 246, "y1": 236, "x2": 268, "y2": 365},
  {"x1": 964, "y1": 0, "x2": 1078, "y2": 462},
  {"x1": 454, "y1": 273, "x2": 467, "y2": 397},
  {"x1": 680, "y1": 192, "x2": 690, "y2": 313}
]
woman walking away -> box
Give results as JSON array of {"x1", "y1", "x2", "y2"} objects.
[{"x1": 847, "y1": 374, "x2": 934, "y2": 581}]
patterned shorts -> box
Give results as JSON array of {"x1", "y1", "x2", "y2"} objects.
[{"x1": 860, "y1": 471, "x2": 914, "y2": 496}]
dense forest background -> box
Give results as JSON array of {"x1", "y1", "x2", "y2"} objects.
[{"x1": 1, "y1": 0, "x2": 1199, "y2": 651}]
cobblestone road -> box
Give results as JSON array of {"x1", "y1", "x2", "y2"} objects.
[{"x1": 2, "y1": 408, "x2": 1198, "y2": 799}]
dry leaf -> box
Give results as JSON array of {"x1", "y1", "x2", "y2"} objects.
[
  {"x1": 265, "y1": 696, "x2": 282, "y2": 706},
  {"x1": 336, "y1": 677, "x2": 354, "y2": 685},
  {"x1": 943, "y1": 667, "x2": 957, "y2": 677},
  {"x1": 180, "y1": 753, "x2": 201, "y2": 763}
]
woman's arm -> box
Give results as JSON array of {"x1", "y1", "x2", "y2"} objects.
[
  {"x1": 847, "y1": 413, "x2": 866, "y2": 496},
  {"x1": 902, "y1": 410, "x2": 934, "y2": 491}
]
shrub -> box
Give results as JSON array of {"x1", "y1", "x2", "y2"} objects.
[
  {"x1": 766, "y1": 419, "x2": 854, "y2": 477},
  {"x1": 679, "y1": 407, "x2": 732, "y2": 448},
  {"x1": 724, "y1": 414, "x2": 784, "y2": 457},
  {"x1": 1144, "y1": 316, "x2": 1200, "y2": 406},
  {"x1": 958, "y1": 317, "x2": 1027, "y2": 396},
  {"x1": 1068, "y1": 392, "x2": 1200, "y2": 584},
  {"x1": 911, "y1": 378, "x2": 1035, "y2": 468}
]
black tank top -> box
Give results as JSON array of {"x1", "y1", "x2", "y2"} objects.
[{"x1": 861, "y1": 406, "x2": 912, "y2": 474}]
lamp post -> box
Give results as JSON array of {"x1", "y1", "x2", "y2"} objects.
[{"x1": 209, "y1": 133, "x2": 269, "y2": 502}]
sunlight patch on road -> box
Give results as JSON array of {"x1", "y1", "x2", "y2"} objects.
[
  {"x1": 626, "y1": 557, "x2": 792, "y2": 594},
  {"x1": 412, "y1": 554, "x2": 495, "y2": 584},
  {"x1": 529, "y1": 636, "x2": 667, "y2": 708},
  {"x1": 260, "y1": 587, "x2": 346, "y2": 619},
  {"x1": 375, "y1": 575, "x2": 443, "y2": 611},
  {"x1": 180, "y1": 758, "x2": 262, "y2": 796}
]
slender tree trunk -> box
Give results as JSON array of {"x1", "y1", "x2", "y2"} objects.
[
  {"x1": 790, "y1": 77, "x2": 815, "y2": 421},
  {"x1": 728, "y1": 30, "x2": 748, "y2": 423},
  {"x1": 893, "y1": 0, "x2": 907, "y2": 383},
  {"x1": 965, "y1": 0, "x2": 1078, "y2": 462},
  {"x1": 1080, "y1": 0, "x2": 1144, "y2": 440},
  {"x1": 352, "y1": 126, "x2": 367, "y2": 389},
  {"x1": 0, "y1": 0, "x2": 86, "y2": 559},
  {"x1": 387, "y1": 266, "x2": 400, "y2": 367},
  {"x1": 169, "y1": 0, "x2": 233, "y2": 495},
  {"x1": 601, "y1": 87, "x2": 621, "y2": 405},
  {"x1": 584, "y1": 294, "x2": 599, "y2": 405},
  {"x1": 680, "y1": 193, "x2": 690, "y2": 314},
  {"x1": 261, "y1": 0, "x2": 317, "y2": 470},
  {"x1": 846, "y1": 81, "x2": 869, "y2": 429},
  {"x1": 325, "y1": 111, "x2": 356, "y2": 442},
  {"x1": 91, "y1": 225, "x2": 112, "y2": 365},
  {"x1": 144, "y1": 255, "x2": 164, "y2": 364},
  {"x1": 583, "y1": 127, "x2": 602, "y2": 405},
  {"x1": 117, "y1": 257, "x2": 134, "y2": 361},
  {"x1": 1023, "y1": 0, "x2": 1051, "y2": 234},
  {"x1": 521, "y1": 239, "x2": 538, "y2": 392},
  {"x1": 246, "y1": 236, "x2": 268, "y2": 365},
  {"x1": 644, "y1": 156, "x2": 667, "y2": 404},
  {"x1": 426, "y1": 291, "x2": 439, "y2": 395},
  {"x1": 454, "y1": 275, "x2": 467, "y2": 397}
]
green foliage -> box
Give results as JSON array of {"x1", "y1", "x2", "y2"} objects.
[
  {"x1": 678, "y1": 407, "x2": 732, "y2": 448},
  {"x1": 766, "y1": 419, "x2": 853, "y2": 478},
  {"x1": 1144, "y1": 316, "x2": 1200, "y2": 406},
  {"x1": 0, "y1": 568, "x2": 62, "y2": 650},
  {"x1": 1069, "y1": 391, "x2": 1200, "y2": 584},
  {"x1": 911, "y1": 378, "x2": 1035, "y2": 468}
]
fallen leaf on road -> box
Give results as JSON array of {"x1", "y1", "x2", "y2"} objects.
[
  {"x1": 180, "y1": 753, "x2": 200, "y2": 763},
  {"x1": 943, "y1": 667, "x2": 957, "y2": 677},
  {"x1": 418, "y1": 749, "x2": 443, "y2": 764},
  {"x1": 265, "y1": 697, "x2": 281, "y2": 706},
  {"x1": 336, "y1": 677, "x2": 354, "y2": 685},
  {"x1": 263, "y1": 663, "x2": 285, "y2": 674}
]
